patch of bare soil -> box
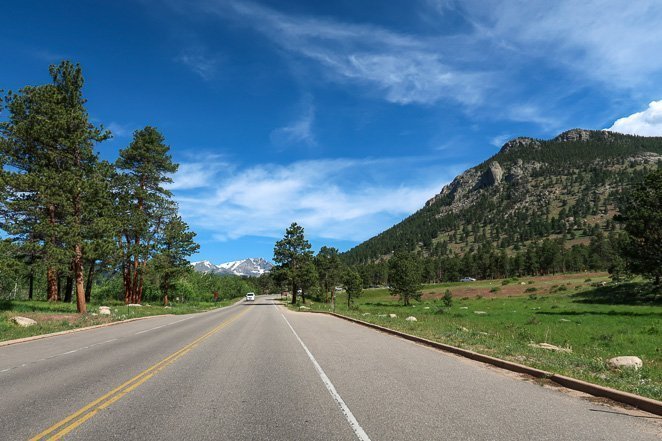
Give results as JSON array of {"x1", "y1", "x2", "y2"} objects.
[{"x1": 422, "y1": 272, "x2": 608, "y2": 300}]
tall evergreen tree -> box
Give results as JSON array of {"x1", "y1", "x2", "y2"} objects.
[
  {"x1": 315, "y1": 246, "x2": 342, "y2": 303},
  {"x1": 273, "y1": 222, "x2": 313, "y2": 304},
  {"x1": 115, "y1": 126, "x2": 178, "y2": 304},
  {"x1": 153, "y1": 215, "x2": 199, "y2": 305},
  {"x1": 616, "y1": 169, "x2": 662, "y2": 285},
  {"x1": 0, "y1": 61, "x2": 109, "y2": 312}
]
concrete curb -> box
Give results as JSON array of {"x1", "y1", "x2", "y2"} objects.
[
  {"x1": 313, "y1": 310, "x2": 662, "y2": 416},
  {"x1": 0, "y1": 300, "x2": 244, "y2": 348}
]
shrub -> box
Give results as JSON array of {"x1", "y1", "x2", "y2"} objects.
[
  {"x1": 442, "y1": 290, "x2": 453, "y2": 307},
  {"x1": 490, "y1": 287, "x2": 501, "y2": 293},
  {"x1": 525, "y1": 287, "x2": 537, "y2": 293}
]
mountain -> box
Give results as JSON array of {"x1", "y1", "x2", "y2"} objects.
[
  {"x1": 343, "y1": 129, "x2": 662, "y2": 266},
  {"x1": 191, "y1": 258, "x2": 273, "y2": 277}
]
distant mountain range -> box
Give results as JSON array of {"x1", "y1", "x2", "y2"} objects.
[{"x1": 191, "y1": 258, "x2": 273, "y2": 277}]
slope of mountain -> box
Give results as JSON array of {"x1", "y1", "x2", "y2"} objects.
[
  {"x1": 343, "y1": 129, "x2": 662, "y2": 265},
  {"x1": 191, "y1": 258, "x2": 273, "y2": 277}
]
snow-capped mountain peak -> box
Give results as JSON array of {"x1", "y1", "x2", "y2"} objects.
[{"x1": 191, "y1": 257, "x2": 273, "y2": 277}]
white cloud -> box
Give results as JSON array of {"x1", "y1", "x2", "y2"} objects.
[
  {"x1": 175, "y1": 49, "x2": 218, "y2": 80},
  {"x1": 106, "y1": 121, "x2": 133, "y2": 138},
  {"x1": 206, "y1": 0, "x2": 491, "y2": 106},
  {"x1": 489, "y1": 134, "x2": 511, "y2": 148},
  {"x1": 607, "y1": 100, "x2": 662, "y2": 136},
  {"x1": 455, "y1": 0, "x2": 662, "y2": 87},
  {"x1": 172, "y1": 156, "x2": 457, "y2": 242},
  {"x1": 270, "y1": 100, "x2": 316, "y2": 146}
]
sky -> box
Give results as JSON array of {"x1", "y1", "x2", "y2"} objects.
[{"x1": 2, "y1": 0, "x2": 662, "y2": 264}]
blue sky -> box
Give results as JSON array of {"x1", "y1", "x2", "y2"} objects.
[{"x1": 3, "y1": 0, "x2": 662, "y2": 263}]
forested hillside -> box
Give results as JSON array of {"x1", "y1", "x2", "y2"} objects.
[{"x1": 343, "y1": 129, "x2": 662, "y2": 284}]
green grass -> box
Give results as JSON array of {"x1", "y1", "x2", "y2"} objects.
[
  {"x1": 0, "y1": 298, "x2": 237, "y2": 343},
  {"x1": 293, "y1": 276, "x2": 662, "y2": 400}
]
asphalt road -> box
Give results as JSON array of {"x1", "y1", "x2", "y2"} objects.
[{"x1": 1, "y1": 296, "x2": 660, "y2": 440}]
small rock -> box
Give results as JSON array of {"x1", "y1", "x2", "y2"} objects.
[
  {"x1": 405, "y1": 316, "x2": 417, "y2": 322},
  {"x1": 459, "y1": 326, "x2": 469, "y2": 332},
  {"x1": 607, "y1": 356, "x2": 643, "y2": 370},
  {"x1": 459, "y1": 307, "x2": 469, "y2": 310},
  {"x1": 474, "y1": 311, "x2": 487, "y2": 315},
  {"x1": 10, "y1": 316, "x2": 37, "y2": 327},
  {"x1": 423, "y1": 306, "x2": 430, "y2": 310},
  {"x1": 127, "y1": 303, "x2": 142, "y2": 307},
  {"x1": 377, "y1": 314, "x2": 387, "y2": 317},
  {"x1": 478, "y1": 332, "x2": 489, "y2": 336},
  {"x1": 388, "y1": 314, "x2": 397, "y2": 318},
  {"x1": 528, "y1": 343, "x2": 572, "y2": 353},
  {"x1": 99, "y1": 306, "x2": 111, "y2": 316},
  {"x1": 91, "y1": 313, "x2": 98, "y2": 316},
  {"x1": 520, "y1": 282, "x2": 526, "y2": 285},
  {"x1": 299, "y1": 306, "x2": 310, "y2": 310},
  {"x1": 164, "y1": 306, "x2": 172, "y2": 309},
  {"x1": 362, "y1": 313, "x2": 371, "y2": 316},
  {"x1": 559, "y1": 319, "x2": 571, "y2": 322}
]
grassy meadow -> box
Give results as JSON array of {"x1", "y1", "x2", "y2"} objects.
[
  {"x1": 294, "y1": 273, "x2": 662, "y2": 400},
  {"x1": 0, "y1": 299, "x2": 235, "y2": 343}
]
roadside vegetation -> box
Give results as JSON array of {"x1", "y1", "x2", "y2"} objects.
[
  {"x1": 289, "y1": 274, "x2": 662, "y2": 401},
  {"x1": 0, "y1": 298, "x2": 237, "y2": 343}
]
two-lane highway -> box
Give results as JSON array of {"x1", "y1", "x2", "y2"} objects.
[{"x1": 1, "y1": 296, "x2": 660, "y2": 440}]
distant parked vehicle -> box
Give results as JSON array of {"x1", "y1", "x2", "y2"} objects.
[
  {"x1": 460, "y1": 277, "x2": 476, "y2": 282},
  {"x1": 245, "y1": 292, "x2": 255, "y2": 301},
  {"x1": 334, "y1": 287, "x2": 343, "y2": 291}
]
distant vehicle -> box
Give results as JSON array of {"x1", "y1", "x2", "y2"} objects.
[
  {"x1": 245, "y1": 292, "x2": 255, "y2": 301},
  {"x1": 334, "y1": 287, "x2": 343, "y2": 291},
  {"x1": 460, "y1": 277, "x2": 476, "y2": 282}
]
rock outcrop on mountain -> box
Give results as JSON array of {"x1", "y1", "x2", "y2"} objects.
[{"x1": 344, "y1": 129, "x2": 662, "y2": 265}]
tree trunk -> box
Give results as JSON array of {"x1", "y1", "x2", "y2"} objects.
[
  {"x1": 28, "y1": 273, "x2": 34, "y2": 300},
  {"x1": 163, "y1": 275, "x2": 169, "y2": 306},
  {"x1": 85, "y1": 261, "x2": 96, "y2": 303},
  {"x1": 57, "y1": 273, "x2": 63, "y2": 300},
  {"x1": 47, "y1": 267, "x2": 58, "y2": 301},
  {"x1": 290, "y1": 282, "x2": 297, "y2": 304},
  {"x1": 64, "y1": 275, "x2": 73, "y2": 303},
  {"x1": 73, "y1": 244, "x2": 86, "y2": 313}
]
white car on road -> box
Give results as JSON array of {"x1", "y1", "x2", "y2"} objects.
[{"x1": 245, "y1": 292, "x2": 255, "y2": 301}]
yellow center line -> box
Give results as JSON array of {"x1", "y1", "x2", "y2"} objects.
[{"x1": 29, "y1": 307, "x2": 250, "y2": 441}]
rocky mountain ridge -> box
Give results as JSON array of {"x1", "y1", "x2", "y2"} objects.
[
  {"x1": 343, "y1": 129, "x2": 662, "y2": 265},
  {"x1": 191, "y1": 258, "x2": 273, "y2": 277}
]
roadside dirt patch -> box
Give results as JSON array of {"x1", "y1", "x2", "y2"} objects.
[{"x1": 422, "y1": 272, "x2": 608, "y2": 300}]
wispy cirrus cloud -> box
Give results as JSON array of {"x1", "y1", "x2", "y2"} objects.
[
  {"x1": 175, "y1": 48, "x2": 219, "y2": 80},
  {"x1": 270, "y1": 98, "x2": 316, "y2": 147},
  {"x1": 451, "y1": 0, "x2": 662, "y2": 88},
  {"x1": 203, "y1": 0, "x2": 491, "y2": 106},
  {"x1": 607, "y1": 100, "x2": 662, "y2": 136},
  {"x1": 171, "y1": 155, "x2": 460, "y2": 242}
]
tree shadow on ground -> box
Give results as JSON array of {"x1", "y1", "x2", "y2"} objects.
[
  {"x1": 536, "y1": 310, "x2": 662, "y2": 318},
  {"x1": 571, "y1": 282, "x2": 661, "y2": 306}
]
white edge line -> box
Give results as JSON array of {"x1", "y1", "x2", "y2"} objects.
[{"x1": 279, "y1": 307, "x2": 371, "y2": 441}]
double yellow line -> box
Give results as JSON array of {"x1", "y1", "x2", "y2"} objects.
[{"x1": 30, "y1": 307, "x2": 250, "y2": 441}]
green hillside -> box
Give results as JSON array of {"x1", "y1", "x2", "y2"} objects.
[{"x1": 343, "y1": 129, "x2": 662, "y2": 282}]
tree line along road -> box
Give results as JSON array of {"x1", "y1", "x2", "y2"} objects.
[{"x1": 0, "y1": 296, "x2": 660, "y2": 440}]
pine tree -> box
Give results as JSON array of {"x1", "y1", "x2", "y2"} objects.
[
  {"x1": 115, "y1": 126, "x2": 178, "y2": 304},
  {"x1": 388, "y1": 251, "x2": 422, "y2": 306},
  {"x1": 273, "y1": 222, "x2": 313, "y2": 304},
  {"x1": 153, "y1": 215, "x2": 199, "y2": 305}
]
